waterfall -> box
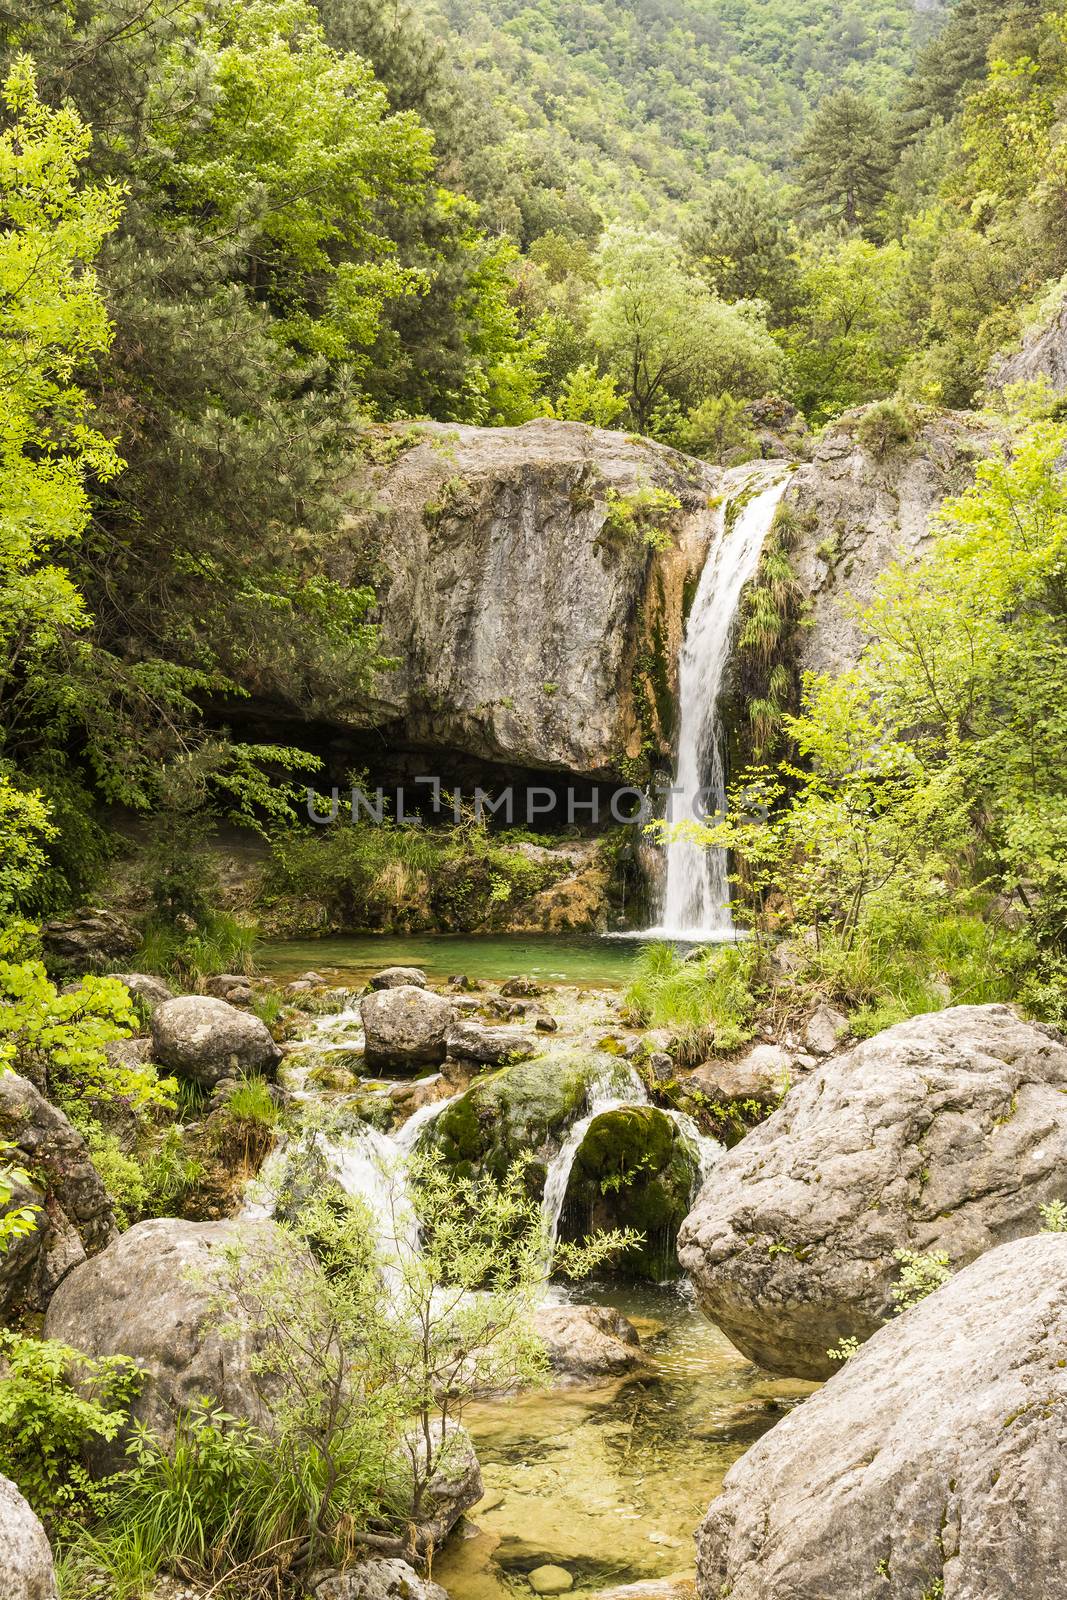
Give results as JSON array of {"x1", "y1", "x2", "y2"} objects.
[
  {"x1": 650, "y1": 464, "x2": 791, "y2": 941},
  {"x1": 539, "y1": 1063, "x2": 722, "y2": 1265}
]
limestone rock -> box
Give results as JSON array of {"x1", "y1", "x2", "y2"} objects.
[
  {"x1": 0, "y1": 1072, "x2": 115, "y2": 1315},
  {"x1": 802, "y1": 1002, "x2": 848, "y2": 1056},
  {"x1": 678, "y1": 1004, "x2": 1067, "y2": 1378},
  {"x1": 204, "y1": 973, "x2": 255, "y2": 1004},
  {"x1": 687, "y1": 1043, "x2": 792, "y2": 1103},
  {"x1": 501, "y1": 976, "x2": 546, "y2": 998},
  {"x1": 782, "y1": 409, "x2": 996, "y2": 681},
  {"x1": 361, "y1": 986, "x2": 454, "y2": 1071},
  {"x1": 40, "y1": 907, "x2": 137, "y2": 969},
  {"x1": 44, "y1": 1217, "x2": 313, "y2": 1458},
  {"x1": 151, "y1": 995, "x2": 281, "y2": 1087},
  {"x1": 696, "y1": 1234, "x2": 1067, "y2": 1600},
  {"x1": 533, "y1": 1304, "x2": 644, "y2": 1383},
  {"x1": 991, "y1": 290, "x2": 1067, "y2": 396},
  {"x1": 369, "y1": 966, "x2": 428, "y2": 990},
  {"x1": 309, "y1": 1560, "x2": 446, "y2": 1600},
  {"x1": 446, "y1": 1019, "x2": 538, "y2": 1065},
  {"x1": 105, "y1": 972, "x2": 175, "y2": 1013},
  {"x1": 0, "y1": 1473, "x2": 59, "y2": 1600},
  {"x1": 394, "y1": 1418, "x2": 482, "y2": 1552}
]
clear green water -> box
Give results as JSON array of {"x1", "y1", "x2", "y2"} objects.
[
  {"x1": 434, "y1": 1285, "x2": 816, "y2": 1599},
  {"x1": 256, "y1": 933, "x2": 648, "y2": 989}
]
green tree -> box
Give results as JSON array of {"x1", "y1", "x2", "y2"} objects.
[
  {"x1": 683, "y1": 176, "x2": 800, "y2": 324},
  {"x1": 587, "y1": 224, "x2": 784, "y2": 433},
  {"x1": 795, "y1": 89, "x2": 894, "y2": 230}
]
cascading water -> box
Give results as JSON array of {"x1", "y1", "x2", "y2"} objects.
[{"x1": 649, "y1": 463, "x2": 791, "y2": 941}]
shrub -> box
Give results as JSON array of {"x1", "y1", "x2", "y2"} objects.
[
  {"x1": 891, "y1": 1248, "x2": 951, "y2": 1312},
  {"x1": 857, "y1": 395, "x2": 921, "y2": 459},
  {"x1": 624, "y1": 940, "x2": 763, "y2": 1055},
  {"x1": 136, "y1": 911, "x2": 257, "y2": 988}
]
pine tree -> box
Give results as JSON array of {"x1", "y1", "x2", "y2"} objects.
[{"x1": 795, "y1": 89, "x2": 894, "y2": 231}]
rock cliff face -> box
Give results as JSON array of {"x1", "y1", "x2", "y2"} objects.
[
  {"x1": 782, "y1": 408, "x2": 995, "y2": 681},
  {"x1": 352, "y1": 421, "x2": 720, "y2": 780},
  {"x1": 991, "y1": 290, "x2": 1067, "y2": 396}
]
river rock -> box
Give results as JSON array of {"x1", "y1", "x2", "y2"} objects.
[
  {"x1": 40, "y1": 907, "x2": 138, "y2": 969},
  {"x1": 105, "y1": 972, "x2": 175, "y2": 1013},
  {"x1": 369, "y1": 966, "x2": 428, "y2": 990},
  {"x1": 44, "y1": 1216, "x2": 314, "y2": 1458},
  {"x1": 0, "y1": 1072, "x2": 115, "y2": 1315},
  {"x1": 696, "y1": 1233, "x2": 1067, "y2": 1600},
  {"x1": 0, "y1": 1473, "x2": 58, "y2": 1600},
  {"x1": 678, "y1": 1004, "x2": 1067, "y2": 1378},
  {"x1": 556, "y1": 1105, "x2": 701, "y2": 1281},
  {"x1": 395, "y1": 1418, "x2": 483, "y2": 1552},
  {"x1": 361, "y1": 985, "x2": 454, "y2": 1071},
  {"x1": 529, "y1": 1566, "x2": 574, "y2": 1594},
  {"x1": 203, "y1": 973, "x2": 255, "y2": 1003},
  {"x1": 309, "y1": 1560, "x2": 446, "y2": 1600},
  {"x1": 151, "y1": 995, "x2": 281, "y2": 1087},
  {"x1": 447, "y1": 1019, "x2": 538, "y2": 1065},
  {"x1": 533, "y1": 1304, "x2": 645, "y2": 1383},
  {"x1": 501, "y1": 976, "x2": 547, "y2": 998}
]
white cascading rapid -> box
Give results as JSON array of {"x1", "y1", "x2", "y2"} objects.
[{"x1": 649, "y1": 463, "x2": 791, "y2": 941}]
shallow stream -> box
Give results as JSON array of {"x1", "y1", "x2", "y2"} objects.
[
  {"x1": 435, "y1": 1283, "x2": 816, "y2": 1600},
  {"x1": 256, "y1": 932, "x2": 645, "y2": 988}
]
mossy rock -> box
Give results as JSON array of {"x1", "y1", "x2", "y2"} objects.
[
  {"x1": 556, "y1": 1105, "x2": 699, "y2": 1281},
  {"x1": 431, "y1": 1052, "x2": 623, "y2": 1189}
]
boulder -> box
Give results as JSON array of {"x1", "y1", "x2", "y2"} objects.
[
  {"x1": 102, "y1": 1035, "x2": 155, "y2": 1074},
  {"x1": 556, "y1": 1105, "x2": 702, "y2": 1281},
  {"x1": 501, "y1": 976, "x2": 546, "y2": 998},
  {"x1": 369, "y1": 966, "x2": 428, "y2": 990},
  {"x1": 687, "y1": 1043, "x2": 792, "y2": 1103},
  {"x1": 44, "y1": 1217, "x2": 312, "y2": 1455},
  {"x1": 533, "y1": 1303, "x2": 645, "y2": 1383},
  {"x1": 360, "y1": 986, "x2": 454, "y2": 1072},
  {"x1": 309, "y1": 1560, "x2": 446, "y2": 1600},
  {"x1": 0, "y1": 1072, "x2": 115, "y2": 1315},
  {"x1": 529, "y1": 1567, "x2": 574, "y2": 1594},
  {"x1": 678, "y1": 1004, "x2": 1067, "y2": 1378},
  {"x1": 696, "y1": 1234, "x2": 1067, "y2": 1600},
  {"x1": 204, "y1": 973, "x2": 255, "y2": 1004},
  {"x1": 40, "y1": 907, "x2": 137, "y2": 969},
  {"x1": 447, "y1": 1020, "x2": 539, "y2": 1065},
  {"x1": 105, "y1": 972, "x2": 175, "y2": 1013},
  {"x1": 151, "y1": 995, "x2": 281, "y2": 1087},
  {"x1": 395, "y1": 1418, "x2": 483, "y2": 1552},
  {"x1": 802, "y1": 1002, "x2": 848, "y2": 1057},
  {"x1": 0, "y1": 1473, "x2": 58, "y2": 1600}
]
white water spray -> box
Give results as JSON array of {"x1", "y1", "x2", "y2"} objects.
[{"x1": 649, "y1": 464, "x2": 790, "y2": 941}]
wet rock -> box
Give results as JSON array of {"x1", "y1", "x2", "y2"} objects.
[
  {"x1": 152, "y1": 996, "x2": 282, "y2": 1087},
  {"x1": 802, "y1": 1003, "x2": 848, "y2": 1057},
  {"x1": 557, "y1": 1105, "x2": 700, "y2": 1281},
  {"x1": 0, "y1": 1472, "x2": 58, "y2": 1600},
  {"x1": 44, "y1": 1217, "x2": 315, "y2": 1461},
  {"x1": 646, "y1": 1051, "x2": 674, "y2": 1083},
  {"x1": 679, "y1": 1004, "x2": 1067, "y2": 1378},
  {"x1": 309, "y1": 1559, "x2": 447, "y2": 1600},
  {"x1": 696, "y1": 1234, "x2": 1067, "y2": 1600},
  {"x1": 361, "y1": 985, "x2": 454, "y2": 1071},
  {"x1": 447, "y1": 974, "x2": 483, "y2": 992},
  {"x1": 533, "y1": 1304, "x2": 645, "y2": 1383},
  {"x1": 0, "y1": 1072, "x2": 115, "y2": 1316},
  {"x1": 447, "y1": 1020, "x2": 539, "y2": 1065},
  {"x1": 40, "y1": 907, "x2": 137, "y2": 969},
  {"x1": 105, "y1": 972, "x2": 175, "y2": 1013},
  {"x1": 369, "y1": 966, "x2": 428, "y2": 990},
  {"x1": 587, "y1": 1582, "x2": 695, "y2": 1600},
  {"x1": 534, "y1": 1011, "x2": 559, "y2": 1034},
  {"x1": 501, "y1": 976, "x2": 547, "y2": 998},
  {"x1": 529, "y1": 1566, "x2": 574, "y2": 1594}
]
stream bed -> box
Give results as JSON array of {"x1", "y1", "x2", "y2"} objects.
[{"x1": 436, "y1": 1283, "x2": 816, "y2": 1600}]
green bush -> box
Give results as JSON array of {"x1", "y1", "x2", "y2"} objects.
[
  {"x1": 856, "y1": 395, "x2": 921, "y2": 460},
  {"x1": 135, "y1": 911, "x2": 257, "y2": 988},
  {"x1": 624, "y1": 941, "x2": 763, "y2": 1054}
]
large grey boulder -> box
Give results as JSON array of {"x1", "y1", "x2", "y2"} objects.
[
  {"x1": 40, "y1": 907, "x2": 137, "y2": 969},
  {"x1": 44, "y1": 1217, "x2": 311, "y2": 1454},
  {"x1": 697, "y1": 1234, "x2": 1067, "y2": 1600},
  {"x1": 0, "y1": 1072, "x2": 115, "y2": 1315},
  {"x1": 361, "y1": 985, "x2": 454, "y2": 1071},
  {"x1": 533, "y1": 1304, "x2": 645, "y2": 1384},
  {"x1": 678, "y1": 1005, "x2": 1067, "y2": 1378},
  {"x1": 151, "y1": 995, "x2": 281, "y2": 1086},
  {"x1": 0, "y1": 1474, "x2": 58, "y2": 1600}
]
